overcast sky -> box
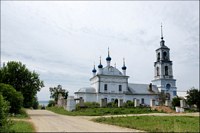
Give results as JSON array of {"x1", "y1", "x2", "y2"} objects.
[{"x1": 1, "y1": 1, "x2": 199, "y2": 101}]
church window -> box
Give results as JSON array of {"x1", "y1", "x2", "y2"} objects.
[
  {"x1": 173, "y1": 91, "x2": 177, "y2": 96},
  {"x1": 119, "y1": 85, "x2": 122, "y2": 91},
  {"x1": 141, "y1": 98, "x2": 144, "y2": 104},
  {"x1": 163, "y1": 52, "x2": 168, "y2": 60},
  {"x1": 156, "y1": 67, "x2": 159, "y2": 76},
  {"x1": 104, "y1": 84, "x2": 107, "y2": 91},
  {"x1": 165, "y1": 66, "x2": 168, "y2": 76},
  {"x1": 157, "y1": 53, "x2": 160, "y2": 61}
]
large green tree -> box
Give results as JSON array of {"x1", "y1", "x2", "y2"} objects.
[
  {"x1": 0, "y1": 61, "x2": 44, "y2": 108},
  {"x1": 186, "y1": 87, "x2": 200, "y2": 111},
  {"x1": 49, "y1": 85, "x2": 68, "y2": 103},
  {"x1": 0, "y1": 83, "x2": 23, "y2": 114}
]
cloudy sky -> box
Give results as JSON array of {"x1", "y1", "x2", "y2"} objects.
[{"x1": 1, "y1": 1, "x2": 199, "y2": 101}]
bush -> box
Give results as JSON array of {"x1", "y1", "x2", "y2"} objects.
[
  {"x1": 124, "y1": 100, "x2": 134, "y2": 108},
  {"x1": 107, "y1": 102, "x2": 118, "y2": 108},
  {"x1": 0, "y1": 83, "x2": 23, "y2": 114},
  {"x1": 172, "y1": 96, "x2": 181, "y2": 108},
  {"x1": 0, "y1": 94, "x2": 11, "y2": 132},
  {"x1": 76, "y1": 102, "x2": 100, "y2": 110},
  {"x1": 47, "y1": 100, "x2": 56, "y2": 107}
]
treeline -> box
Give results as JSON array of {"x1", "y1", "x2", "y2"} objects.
[{"x1": 0, "y1": 61, "x2": 44, "y2": 131}]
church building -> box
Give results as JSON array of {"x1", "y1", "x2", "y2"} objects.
[{"x1": 75, "y1": 26, "x2": 177, "y2": 106}]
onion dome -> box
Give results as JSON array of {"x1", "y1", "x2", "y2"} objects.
[
  {"x1": 122, "y1": 58, "x2": 127, "y2": 70},
  {"x1": 98, "y1": 56, "x2": 103, "y2": 68},
  {"x1": 106, "y1": 47, "x2": 111, "y2": 61},
  {"x1": 92, "y1": 65, "x2": 97, "y2": 73}
]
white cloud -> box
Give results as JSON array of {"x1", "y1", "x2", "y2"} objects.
[{"x1": 1, "y1": 1, "x2": 199, "y2": 101}]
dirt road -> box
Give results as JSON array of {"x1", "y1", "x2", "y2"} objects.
[{"x1": 27, "y1": 109, "x2": 142, "y2": 132}]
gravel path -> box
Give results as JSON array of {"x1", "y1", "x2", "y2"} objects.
[{"x1": 27, "y1": 109, "x2": 143, "y2": 132}]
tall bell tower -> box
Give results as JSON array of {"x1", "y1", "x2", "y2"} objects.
[{"x1": 152, "y1": 24, "x2": 177, "y2": 100}]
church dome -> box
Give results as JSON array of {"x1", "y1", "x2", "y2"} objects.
[
  {"x1": 92, "y1": 68, "x2": 96, "y2": 73},
  {"x1": 122, "y1": 66, "x2": 127, "y2": 70},
  {"x1": 98, "y1": 64, "x2": 103, "y2": 68},
  {"x1": 106, "y1": 56, "x2": 111, "y2": 61},
  {"x1": 102, "y1": 66, "x2": 123, "y2": 76}
]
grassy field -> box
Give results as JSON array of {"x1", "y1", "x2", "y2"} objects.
[
  {"x1": 9, "y1": 121, "x2": 35, "y2": 132},
  {"x1": 93, "y1": 116, "x2": 199, "y2": 132},
  {"x1": 47, "y1": 106, "x2": 160, "y2": 116}
]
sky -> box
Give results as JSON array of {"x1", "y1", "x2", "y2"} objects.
[{"x1": 1, "y1": 1, "x2": 199, "y2": 101}]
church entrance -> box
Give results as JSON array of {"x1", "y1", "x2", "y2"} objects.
[{"x1": 114, "y1": 99, "x2": 118, "y2": 105}]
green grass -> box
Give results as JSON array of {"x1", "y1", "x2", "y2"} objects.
[
  {"x1": 93, "y1": 116, "x2": 200, "y2": 132},
  {"x1": 47, "y1": 106, "x2": 160, "y2": 116},
  {"x1": 9, "y1": 121, "x2": 35, "y2": 132}
]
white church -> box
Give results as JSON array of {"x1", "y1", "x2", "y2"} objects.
[{"x1": 75, "y1": 27, "x2": 177, "y2": 106}]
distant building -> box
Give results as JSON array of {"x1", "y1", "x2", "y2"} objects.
[{"x1": 75, "y1": 26, "x2": 177, "y2": 106}]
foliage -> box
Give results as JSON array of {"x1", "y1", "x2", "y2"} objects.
[
  {"x1": 49, "y1": 85, "x2": 68, "y2": 103},
  {"x1": 107, "y1": 102, "x2": 118, "y2": 108},
  {"x1": 186, "y1": 87, "x2": 200, "y2": 111},
  {"x1": 93, "y1": 116, "x2": 199, "y2": 132},
  {"x1": 47, "y1": 100, "x2": 56, "y2": 107},
  {"x1": 0, "y1": 94, "x2": 11, "y2": 132},
  {"x1": 76, "y1": 102, "x2": 100, "y2": 110},
  {"x1": 0, "y1": 61, "x2": 44, "y2": 108},
  {"x1": 9, "y1": 108, "x2": 29, "y2": 119},
  {"x1": 32, "y1": 96, "x2": 39, "y2": 109},
  {"x1": 124, "y1": 100, "x2": 134, "y2": 108},
  {"x1": 171, "y1": 96, "x2": 181, "y2": 108},
  {"x1": 9, "y1": 121, "x2": 35, "y2": 132},
  {"x1": 47, "y1": 106, "x2": 159, "y2": 116},
  {"x1": 0, "y1": 83, "x2": 23, "y2": 114},
  {"x1": 158, "y1": 92, "x2": 167, "y2": 105}
]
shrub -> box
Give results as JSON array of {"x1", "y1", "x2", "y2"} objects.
[
  {"x1": 0, "y1": 83, "x2": 23, "y2": 114},
  {"x1": 0, "y1": 94, "x2": 11, "y2": 132},
  {"x1": 124, "y1": 100, "x2": 134, "y2": 108},
  {"x1": 76, "y1": 102, "x2": 100, "y2": 110},
  {"x1": 47, "y1": 100, "x2": 56, "y2": 107},
  {"x1": 172, "y1": 96, "x2": 181, "y2": 108},
  {"x1": 107, "y1": 102, "x2": 118, "y2": 108}
]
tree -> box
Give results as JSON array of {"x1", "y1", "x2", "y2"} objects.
[
  {"x1": 0, "y1": 61, "x2": 44, "y2": 108},
  {"x1": 171, "y1": 96, "x2": 181, "y2": 108},
  {"x1": 49, "y1": 85, "x2": 68, "y2": 103},
  {"x1": 0, "y1": 83, "x2": 23, "y2": 114},
  {"x1": 158, "y1": 92, "x2": 167, "y2": 105},
  {"x1": 0, "y1": 94, "x2": 11, "y2": 132},
  {"x1": 186, "y1": 87, "x2": 200, "y2": 111}
]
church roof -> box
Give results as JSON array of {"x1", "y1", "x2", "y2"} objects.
[
  {"x1": 77, "y1": 87, "x2": 96, "y2": 93},
  {"x1": 101, "y1": 66, "x2": 123, "y2": 76},
  {"x1": 128, "y1": 83, "x2": 159, "y2": 94}
]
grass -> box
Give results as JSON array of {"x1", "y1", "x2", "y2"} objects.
[
  {"x1": 9, "y1": 121, "x2": 35, "y2": 132},
  {"x1": 47, "y1": 106, "x2": 160, "y2": 116},
  {"x1": 93, "y1": 116, "x2": 200, "y2": 132}
]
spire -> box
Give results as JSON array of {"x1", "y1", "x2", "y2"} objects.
[
  {"x1": 92, "y1": 64, "x2": 97, "y2": 73},
  {"x1": 98, "y1": 56, "x2": 103, "y2": 68},
  {"x1": 106, "y1": 47, "x2": 111, "y2": 61},
  {"x1": 122, "y1": 58, "x2": 127, "y2": 70},
  {"x1": 160, "y1": 23, "x2": 165, "y2": 47},
  {"x1": 161, "y1": 23, "x2": 163, "y2": 40}
]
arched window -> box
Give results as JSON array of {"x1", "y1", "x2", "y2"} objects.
[
  {"x1": 156, "y1": 67, "x2": 159, "y2": 76},
  {"x1": 157, "y1": 53, "x2": 160, "y2": 61},
  {"x1": 165, "y1": 66, "x2": 168, "y2": 76},
  {"x1": 163, "y1": 52, "x2": 168, "y2": 60}
]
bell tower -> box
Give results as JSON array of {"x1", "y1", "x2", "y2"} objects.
[{"x1": 152, "y1": 24, "x2": 177, "y2": 100}]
